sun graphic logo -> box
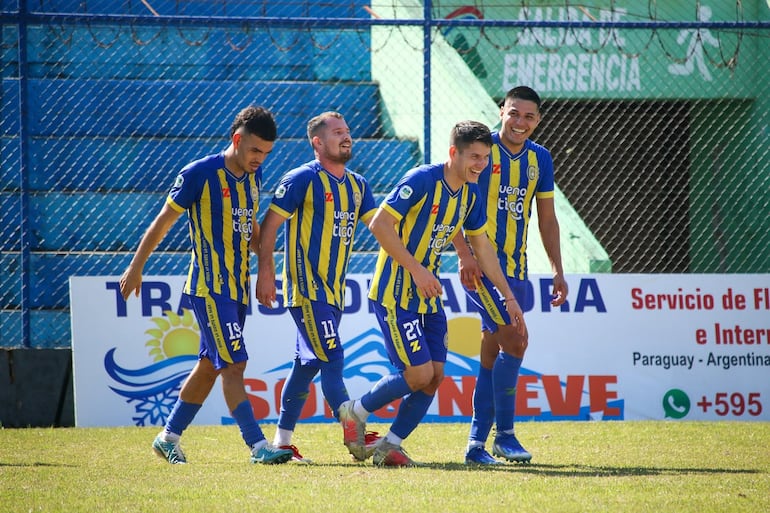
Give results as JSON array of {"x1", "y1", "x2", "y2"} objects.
[
  {"x1": 104, "y1": 309, "x2": 200, "y2": 427},
  {"x1": 144, "y1": 309, "x2": 200, "y2": 361}
]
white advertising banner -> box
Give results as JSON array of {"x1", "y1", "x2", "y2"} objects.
[{"x1": 70, "y1": 274, "x2": 770, "y2": 427}]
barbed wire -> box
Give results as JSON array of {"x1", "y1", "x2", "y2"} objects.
[
  {"x1": 48, "y1": 25, "x2": 74, "y2": 46},
  {"x1": 224, "y1": 25, "x2": 252, "y2": 51},
  {"x1": 4, "y1": 0, "x2": 766, "y2": 64},
  {"x1": 86, "y1": 24, "x2": 121, "y2": 49},
  {"x1": 176, "y1": 27, "x2": 209, "y2": 46},
  {"x1": 308, "y1": 30, "x2": 342, "y2": 51},
  {"x1": 266, "y1": 25, "x2": 302, "y2": 52},
  {"x1": 130, "y1": 24, "x2": 163, "y2": 46}
]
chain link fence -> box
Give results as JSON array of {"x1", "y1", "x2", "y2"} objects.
[{"x1": 2, "y1": 0, "x2": 769, "y2": 348}]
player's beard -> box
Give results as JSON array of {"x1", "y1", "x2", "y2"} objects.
[{"x1": 329, "y1": 147, "x2": 352, "y2": 164}]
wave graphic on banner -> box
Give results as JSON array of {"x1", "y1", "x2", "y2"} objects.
[
  {"x1": 265, "y1": 327, "x2": 393, "y2": 380},
  {"x1": 104, "y1": 347, "x2": 197, "y2": 426}
]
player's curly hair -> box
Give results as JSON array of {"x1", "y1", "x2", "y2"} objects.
[{"x1": 230, "y1": 105, "x2": 277, "y2": 141}]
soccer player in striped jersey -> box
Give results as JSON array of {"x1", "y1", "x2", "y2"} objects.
[
  {"x1": 456, "y1": 86, "x2": 568, "y2": 465},
  {"x1": 119, "y1": 106, "x2": 293, "y2": 465},
  {"x1": 338, "y1": 120, "x2": 526, "y2": 466},
  {"x1": 257, "y1": 112, "x2": 378, "y2": 462}
]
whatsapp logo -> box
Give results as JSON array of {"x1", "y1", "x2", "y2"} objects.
[{"x1": 662, "y1": 389, "x2": 690, "y2": 419}]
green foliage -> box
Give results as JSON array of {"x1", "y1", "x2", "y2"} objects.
[{"x1": 1, "y1": 422, "x2": 769, "y2": 513}]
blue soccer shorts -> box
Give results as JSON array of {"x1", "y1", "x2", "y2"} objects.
[
  {"x1": 369, "y1": 300, "x2": 448, "y2": 370},
  {"x1": 288, "y1": 299, "x2": 344, "y2": 364},
  {"x1": 184, "y1": 293, "x2": 248, "y2": 370},
  {"x1": 464, "y1": 276, "x2": 532, "y2": 333}
]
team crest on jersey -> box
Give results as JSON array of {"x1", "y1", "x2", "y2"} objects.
[
  {"x1": 398, "y1": 185, "x2": 413, "y2": 199},
  {"x1": 275, "y1": 184, "x2": 287, "y2": 199},
  {"x1": 354, "y1": 191, "x2": 362, "y2": 207},
  {"x1": 251, "y1": 185, "x2": 259, "y2": 199},
  {"x1": 527, "y1": 165, "x2": 539, "y2": 181},
  {"x1": 459, "y1": 203, "x2": 467, "y2": 220}
]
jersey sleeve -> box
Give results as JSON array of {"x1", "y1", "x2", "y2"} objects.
[
  {"x1": 381, "y1": 167, "x2": 428, "y2": 221},
  {"x1": 269, "y1": 166, "x2": 313, "y2": 219},
  {"x1": 357, "y1": 176, "x2": 378, "y2": 224},
  {"x1": 535, "y1": 145, "x2": 555, "y2": 198},
  {"x1": 167, "y1": 161, "x2": 204, "y2": 212},
  {"x1": 462, "y1": 186, "x2": 487, "y2": 236}
]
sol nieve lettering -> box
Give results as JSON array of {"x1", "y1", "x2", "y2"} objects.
[{"x1": 243, "y1": 373, "x2": 622, "y2": 421}]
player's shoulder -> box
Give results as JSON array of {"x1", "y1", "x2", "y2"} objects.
[
  {"x1": 385, "y1": 164, "x2": 435, "y2": 202},
  {"x1": 180, "y1": 152, "x2": 223, "y2": 175},
  {"x1": 281, "y1": 160, "x2": 319, "y2": 182},
  {"x1": 407, "y1": 163, "x2": 443, "y2": 181},
  {"x1": 525, "y1": 139, "x2": 553, "y2": 159},
  {"x1": 402, "y1": 163, "x2": 441, "y2": 190}
]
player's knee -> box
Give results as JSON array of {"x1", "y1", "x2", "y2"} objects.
[
  {"x1": 404, "y1": 364, "x2": 434, "y2": 391},
  {"x1": 506, "y1": 338, "x2": 527, "y2": 358},
  {"x1": 192, "y1": 359, "x2": 220, "y2": 380},
  {"x1": 498, "y1": 326, "x2": 528, "y2": 357},
  {"x1": 220, "y1": 360, "x2": 247, "y2": 379},
  {"x1": 317, "y1": 358, "x2": 337, "y2": 373},
  {"x1": 423, "y1": 371, "x2": 444, "y2": 394}
]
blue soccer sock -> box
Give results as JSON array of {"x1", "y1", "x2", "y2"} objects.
[
  {"x1": 164, "y1": 400, "x2": 202, "y2": 437},
  {"x1": 319, "y1": 358, "x2": 349, "y2": 420},
  {"x1": 493, "y1": 352, "x2": 523, "y2": 434},
  {"x1": 277, "y1": 358, "x2": 319, "y2": 431},
  {"x1": 468, "y1": 366, "x2": 494, "y2": 445},
  {"x1": 390, "y1": 390, "x2": 434, "y2": 440},
  {"x1": 360, "y1": 372, "x2": 413, "y2": 413},
  {"x1": 231, "y1": 399, "x2": 265, "y2": 447}
]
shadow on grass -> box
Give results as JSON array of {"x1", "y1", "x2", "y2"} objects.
[
  {"x1": 416, "y1": 462, "x2": 764, "y2": 477},
  {"x1": 314, "y1": 460, "x2": 763, "y2": 477},
  {"x1": 0, "y1": 462, "x2": 77, "y2": 468}
]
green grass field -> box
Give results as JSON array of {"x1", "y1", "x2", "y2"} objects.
[{"x1": 2, "y1": 421, "x2": 769, "y2": 513}]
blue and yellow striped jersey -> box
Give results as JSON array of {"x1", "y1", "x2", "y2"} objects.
[
  {"x1": 167, "y1": 152, "x2": 260, "y2": 305},
  {"x1": 368, "y1": 163, "x2": 487, "y2": 314},
  {"x1": 269, "y1": 160, "x2": 377, "y2": 309},
  {"x1": 479, "y1": 133, "x2": 554, "y2": 280}
]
